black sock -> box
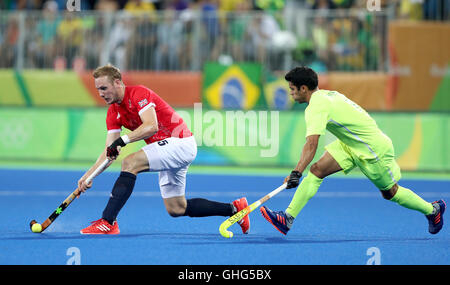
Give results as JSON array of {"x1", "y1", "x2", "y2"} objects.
[
  {"x1": 102, "y1": 171, "x2": 136, "y2": 224},
  {"x1": 183, "y1": 198, "x2": 234, "y2": 217}
]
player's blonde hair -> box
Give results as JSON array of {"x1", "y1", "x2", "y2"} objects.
[{"x1": 93, "y1": 64, "x2": 122, "y2": 83}]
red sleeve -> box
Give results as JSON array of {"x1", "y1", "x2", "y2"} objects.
[
  {"x1": 106, "y1": 105, "x2": 122, "y2": 133},
  {"x1": 130, "y1": 86, "x2": 156, "y2": 115}
]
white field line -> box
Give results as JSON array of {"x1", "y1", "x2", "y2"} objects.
[{"x1": 1, "y1": 190, "x2": 449, "y2": 198}]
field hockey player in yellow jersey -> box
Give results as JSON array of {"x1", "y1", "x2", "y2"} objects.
[{"x1": 260, "y1": 66, "x2": 446, "y2": 235}]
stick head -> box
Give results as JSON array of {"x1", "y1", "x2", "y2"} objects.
[
  {"x1": 220, "y1": 229, "x2": 234, "y2": 238},
  {"x1": 219, "y1": 222, "x2": 234, "y2": 238},
  {"x1": 30, "y1": 220, "x2": 43, "y2": 233}
]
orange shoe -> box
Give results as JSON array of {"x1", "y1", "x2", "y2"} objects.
[
  {"x1": 232, "y1": 197, "x2": 250, "y2": 234},
  {"x1": 80, "y1": 218, "x2": 120, "y2": 235}
]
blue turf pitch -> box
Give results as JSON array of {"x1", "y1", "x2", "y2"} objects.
[{"x1": 0, "y1": 168, "x2": 449, "y2": 265}]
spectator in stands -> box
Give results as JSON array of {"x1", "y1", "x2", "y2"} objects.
[
  {"x1": 177, "y1": 2, "x2": 197, "y2": 69},
  {"x1": 55, "y1": 11, "x2": 83, "y2": 69},
  {"x1": 170, "y1": 0, "x2": 190, "y2": 11},
  {"x1": 311, "y1": 11, "x2": 330, "y2": 70},
  {"x1": 254, "y1": 0, "x2": 285, "y2": 11},
  {"x1": 103, "y1": 13, "x2": 134, "y2": 70},
  {"x1": 112, "y1": 0, "x2": 129, "y2": 10},
  {"x1": 198, "y1": 0, "x2": 222, "y2": 62},
  {"x1": 15, "y1": 0, "x2": 44, "y2": 9},
  {"x1": 307, "y1": 0, "x2": 337, "y2": 9},
  {"x1": 398, "y1": 0, "x2": 424, "y2": 20},
  {"x1": 0, "y1": 0, "x2": 15, "y2": 9},
  {"x1": 423, "y1": 0, "x2": 449, "y2": 20},
  {"x1": 29, "y1": 0, "x2": 61, "y2": 68},
  {"x1": 80, "y1": 13, "x2": 105, "y2": 69},
  {"x1": 247, "y1": 11, "x2": 280, "y2": 64},
  {"x1": 129, "y1": 13, "x2": 158, "y2": 70},
  {"x1": 330, "y1": 0, "x2": 354, "y2": 8},
  {"x1": 153, "y1": 8, "x2": 183, "y2": 70},
  {"x1": 328, "y1": 14, "x2": 359, "y2": 70},
  {"x1": 0, "y1": 15, "x2": 19, "y2": 68},
  {"x1": 228, "y1": 1, "x2": 253, "y2": 62},
  {"x1": 95, "y1": 0, "x2": 119, "y2": 11},
  {"x1": 124, "y1": 0, "x2": 156, "y2": 13},
  {"x1": 218, "y1": 0, "x2": 248, "y2": 11},
  {"x1": 357, "y1": 14, "x2": 380, "y2": 70}
]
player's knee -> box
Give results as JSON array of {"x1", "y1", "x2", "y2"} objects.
[
  {"x1": 121, "y1": 156, "x2": 137, "y2": 174},
  {"x1": 121, "y1": 151, "x2": 148, "y2": 175},
  {"x1": 380, "y1": 184, "x2": 398, "y2": 200},
  {"x1": 310, "y1": 163, "x2": 324, "y2": 179},
  {"x1": 166, "y1": 207, "x2": 185, "y2": 217},
  {"x1": 164, "y1": 197, "x2": 187, "y2": 217}
]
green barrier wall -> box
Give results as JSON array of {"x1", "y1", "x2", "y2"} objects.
[
  {"x1": 0, "y1": 69, "x2": 97, "y2": 107},
  {"x1": 0, "y1": 107, "x2": 448, "y2": 172}
]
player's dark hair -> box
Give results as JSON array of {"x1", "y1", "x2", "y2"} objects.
[{"x1": 285, "y1": 66, "x2": 318, "y2": 90}]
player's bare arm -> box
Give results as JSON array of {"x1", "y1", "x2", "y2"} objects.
[
  {"x1": 294, "y1": 134, "x2": 320, "y2": 173},
  {"x1": 285, "y1": 135, "x2": 319, "y2": 188},
  {"x1": 77, "y1": 131, "x2": 119, "y2": 193},
  {"x1": 106, "y1": 106, "x2": 159, "y2": 161},
  {"x1": 124, "y1": 107, "x2": 158, "y2": 144}
]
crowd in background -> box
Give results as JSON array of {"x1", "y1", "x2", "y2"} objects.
[
  {"x1": 1, "y1": 0, "x2": 448, "y2": 20},
  {"x1": 0, "y1": 0, "x2": 448, "y2": 71}
]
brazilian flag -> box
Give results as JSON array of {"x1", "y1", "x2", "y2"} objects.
[
  {"x1": 264, "y1": 76, "x2": 293, "y2": 110},
  {"x1": 263, "y1": 72, "x2": 306, "y2": 111},
  {"x1": 202, "y1": 62, "x2": 267, "y2": 110}
]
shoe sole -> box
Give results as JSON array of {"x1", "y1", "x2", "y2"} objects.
[
  {"x1": 80, "y1": 228, "x2": 120, "y2": 235},
  {"x1": 80, "y1": 231, "x2": 120, "y2": 235},
  {"x1": 260, "y1": 207, "x2": 287, "y2": 235}
]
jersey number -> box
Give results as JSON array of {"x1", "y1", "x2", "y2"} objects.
[{"x1": 157, "y1": 140, "x2": 169, "y2": 146}]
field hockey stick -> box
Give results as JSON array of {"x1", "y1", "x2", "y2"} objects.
[
  {"x1": 219, "y1": 183, "x2": 287, "y2": 238},
  {"x1": 29, "y1": 158, "x2": 111, "y2": 233}
]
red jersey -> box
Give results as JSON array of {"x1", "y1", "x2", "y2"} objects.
[{"x1": 106, "y1": 85, "x2": 192, "y2": 144}]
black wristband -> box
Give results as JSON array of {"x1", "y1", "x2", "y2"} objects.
[
  {"x1": 111, "y1": 137, "x2": 126, "y2": 148},
  {"x1": 107, "y1": 137, "x2": 126, "y2": 157},
  {"x1": 287, "y1": 170, "x2": 302, "y2": 189}
]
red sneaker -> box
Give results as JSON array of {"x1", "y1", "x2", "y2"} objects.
[
  {"x1": 232, "y1": 197, "x2": 250, "y2": 234},
  {"x1": 80, "y1": 218, "x2": 120, "y2": 235}
]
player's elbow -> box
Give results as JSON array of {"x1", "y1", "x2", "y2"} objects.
[
  {"x1": 143, "y1": 123, "x2": 158, "y2": 138},
  {"x1": 149, "y1": 124, "x2": 159, "y2": 134},
  {"x1": 306, "y1": 134, "x2": 319, "y2": 144}
]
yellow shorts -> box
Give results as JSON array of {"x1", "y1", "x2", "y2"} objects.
[{"x1": 325, "y1": 140, "x2": 401, "y2": 191}]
